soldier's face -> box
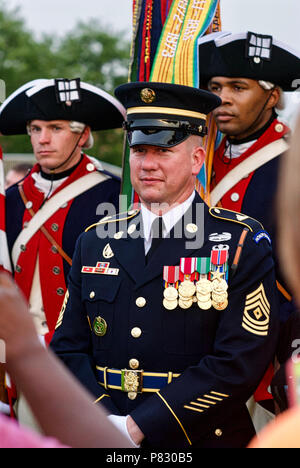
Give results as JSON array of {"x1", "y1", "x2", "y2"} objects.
[
  {"x1": 129, "y1": 136, "x2": 205, "y2": 211},
  {"x1": 208, "y1": 77, "x2": 279, "y2": 139},
  {"x1": 29, "y1": 120, "x2": 85, "y2": 173}
]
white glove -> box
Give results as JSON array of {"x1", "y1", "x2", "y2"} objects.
[{"x1": 107, "y1": 414, "x2": 140, "y2": 448}]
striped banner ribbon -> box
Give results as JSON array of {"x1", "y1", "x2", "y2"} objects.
[
  {"x1": 122, "y1": 1, "x2": 222, "y2": 208},
  {"x1": 150, "y1": 0, "x2": 219, "y2": 86}
]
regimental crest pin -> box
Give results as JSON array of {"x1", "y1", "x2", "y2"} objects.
[{"x1": 93, "y1": 316, "x2": 107, "y2": 337}]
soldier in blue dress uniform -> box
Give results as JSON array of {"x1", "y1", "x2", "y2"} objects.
[{"x1": 51, "y1": 82, "x2": 280, "y2": 448}]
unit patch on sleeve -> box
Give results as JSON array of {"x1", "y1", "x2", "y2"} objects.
[{"x1": 242, "y1": 283, "x2": 270, "y2": 336}]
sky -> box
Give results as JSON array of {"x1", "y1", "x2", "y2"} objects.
[
  {"x1": 4, "y1": 0, "x2": 300, "y2": 121},
  {"x1": 5, "y1": 0, "x2": 300, "y2": 50}
]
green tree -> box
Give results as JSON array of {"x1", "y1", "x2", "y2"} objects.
[{"x1": 0, "y1": 1, "x2": 130, "y2": 167}]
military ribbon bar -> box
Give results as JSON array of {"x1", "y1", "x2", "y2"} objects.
[
  {"x1": 180, "y1": 257, "x2": 198, "y2": 281},
  {"x1": 180, "y1": 257, "x2": 197, "y2": 274},
  {"x1": 163, "y1": 265, "x2": 180, "y2": 284},
  {"x1": 81, "y1": 262, "x2": 119, "y2": 276},
  {"x1": 196, "y1": 257, "x2": 210, "y2": 275},
  {"x1": 210, "y1": 248, "x2": 228, "y2": 266}
]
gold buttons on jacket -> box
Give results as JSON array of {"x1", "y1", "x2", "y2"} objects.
[
  {"x1": 131, "y1": 327, "x2": 142, "y2": 338},
  {"x1": 136, "y1": 297, "x2": 146, "y2": 308},
  {"x1": 90, "y1": 291, "x2": 96, "y2": 299},
  {"x1": 215, "y1": 429, "x2": 223, "y2": 437},
  {"x1": 186, "y1": 223, "x2": 198, "y2": 234},
  {"x1": 129, "y1": 359, "x2": 140, "y2": 370}
]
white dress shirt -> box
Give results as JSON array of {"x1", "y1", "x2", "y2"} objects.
[{"x1": 141, "y1": 191, "x2": 195, "y2": 254}]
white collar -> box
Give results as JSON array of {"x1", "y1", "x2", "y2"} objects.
[
  {"x1": 32, "y1": 172, "x2": 67, "y2": 197},
  {"x1": 224, "y1": 139, "x2": 257, "y2": 159},
  {"x1": 141, "y1": 191, "x2": 195, "y2": 247}
]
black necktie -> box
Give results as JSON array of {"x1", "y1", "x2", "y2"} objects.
[{"x1": 146, "y1": 216, "x2": 164, "y2": 263}]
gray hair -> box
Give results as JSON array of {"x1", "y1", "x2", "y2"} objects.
[
  {"x1": 69, "y1": 121, "x2": 94, "y2": 149},
  {"x1": 258, "y1": 81, "x2": 285, "y2": 110}
]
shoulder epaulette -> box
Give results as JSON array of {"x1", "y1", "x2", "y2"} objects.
[
  {"x1": 85, "y1": 208, "x2": 140, "y2": 233},
  {"x1": 209, "y1": 207, "x2": 264, "y2": 233}
]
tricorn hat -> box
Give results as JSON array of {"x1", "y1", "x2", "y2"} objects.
[
  {"x1": 0, "y1": 78, "x2": 126, "y2": 135},
  {"x1": 197, "y1": 31, "x2": 300, "y2": 91},
  {"x1": 115, "y1": 81, "x2": 221, "y2": 147}
]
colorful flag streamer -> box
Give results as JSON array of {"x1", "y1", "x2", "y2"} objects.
[{"x1": 122, "y1": 0, "x2": 222, "y2": 208}]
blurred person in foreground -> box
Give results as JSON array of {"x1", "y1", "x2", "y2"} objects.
[
  {"x1": 0, "y1": 272, "x2": 132, "y2": 448},
  {"x1": 5, "y1": 163, "x2": 33, "y2": 189},
  {"x1": 249, "y1": 110, "x2": 300, "y2": 448}
]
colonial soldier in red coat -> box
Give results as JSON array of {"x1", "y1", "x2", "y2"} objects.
[
  {"x1": 0, "y1": 78, "x2": 125, "y2": 423},
  {"x1": 1, "y1": 78, "x2": 125, "y2": 345},
  {"x1": 197, "y1": 32, "x2": 300, "y2": 412}
]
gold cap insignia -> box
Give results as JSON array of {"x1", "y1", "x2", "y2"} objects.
[{"x1": 140, "y1": 88, "x2": 156, "y2": 104}]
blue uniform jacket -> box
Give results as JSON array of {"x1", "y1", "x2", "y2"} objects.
[{"x1": 51, "y1": 193, "x2": 280, "y2": 448}]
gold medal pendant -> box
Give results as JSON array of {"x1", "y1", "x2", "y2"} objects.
[
  {"x1": 196, "y1": 278, "x2": 212, "y2": 295},
  {"x1": 178, "y1": 280, "x2": 196, "y2": 298},
  {"x1": 212, "y1": 299, "x2": 228, "y2": 311},
  {"x1": 211, "y1": 292, "x2": 228, "y2": 303},
  {"x1": 198, "y1": 299, "x2": 212, "y2": 310},
  {"x1": 163, "y1": 285, "x2": 179, "y2": 310},
  {"x1": 163, "y1": 286, "x2": 179, "y2": 301},
  {"x1": 178, "y1": 279, "x2": 195, "y2": 309},
  {"x1": 195, "y1": 276, "x2": 212, "y2": 310},
  {"x1": 178, "y1": 297, "x2": 193, "y2": 309},
  {"x1": 163, "y1": 266, "x2": 180, "y2": 310},
  {"x1": 211, "y1": 273, "x2": 228, "y2": 311},
  {"x1": 163, "y1": 298, "x2": 178, "y2": 310}
]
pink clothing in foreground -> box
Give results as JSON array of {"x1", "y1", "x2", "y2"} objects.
[{"x1": 0, "y1": 414, "x2": 67, "y2": 448}]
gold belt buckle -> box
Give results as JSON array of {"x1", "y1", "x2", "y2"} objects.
[{"x1": 121, "y1": 369, "x2": 143, "y2": 393}]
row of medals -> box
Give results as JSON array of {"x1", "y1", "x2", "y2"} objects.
[{"x1": 163, "y1": 276, "x2": 228, "y2": 311}]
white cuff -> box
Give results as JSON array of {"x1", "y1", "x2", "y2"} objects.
[{"x1": 107, "y1": 415, "x2": 140, "y2": 448}]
